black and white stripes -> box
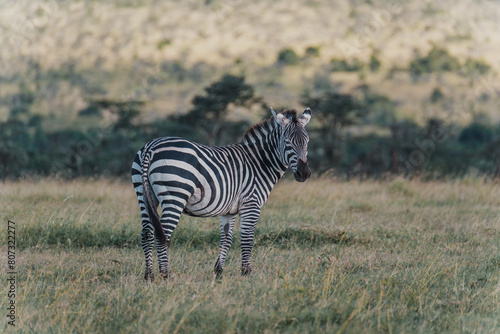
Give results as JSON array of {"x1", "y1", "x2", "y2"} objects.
[{"x1": 131, "y1": 108, "x2": 312, "y2": 280}]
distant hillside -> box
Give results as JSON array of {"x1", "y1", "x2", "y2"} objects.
[
  {"x1": 1, "y1": 0, "x2": 499, "y2": 124},
  {"x1": 2, "y1": 0, "x2": 499, "y2": 69}
]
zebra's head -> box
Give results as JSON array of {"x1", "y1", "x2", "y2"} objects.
[{"x1": 271, "y1": 107, "x2": 312, "y2": 182}]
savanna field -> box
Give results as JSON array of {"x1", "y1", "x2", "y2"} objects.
[
  {"x1": 2, "y1": 0, "x2": 500, "y2": 333},
  {"x1": 1, "y1": 178, "x2": 499, "y2": 333}
]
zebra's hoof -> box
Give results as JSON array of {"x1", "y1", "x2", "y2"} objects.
[
  {"x1": 241, "y1": 266, "x2": 252, "y2": 276},
  {"x1": 144, "y1": 271, "x2": 155, "y2": 282},
  {"x1": 214, "y1": 266, "x2": 224, "y2": 280},
  {"x1": 159, "y1": 272, "x2": 170, "y2": 280}
]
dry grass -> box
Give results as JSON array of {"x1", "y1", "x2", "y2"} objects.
[{"x1": 0, "y1": 177, "x2": 499, "y2": 333}]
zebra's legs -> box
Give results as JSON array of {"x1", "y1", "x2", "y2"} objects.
[
  {"x1": 240, "y1": 206, "x2": 261, "y2": 276},
  {"x1": 214, "y1": 214, "x2": 237, "y2": 278},
  {"x1": 156, "y1": 198, "x2": 187, "y2": 279},
  {"x1": 136, "y1": 185, "x2": 158, "y2": 281},
  {"x1": 141, "y1": 224, "x2": 155, "y2": 281}
]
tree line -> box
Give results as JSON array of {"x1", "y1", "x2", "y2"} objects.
[{"x1": 1, "y1": 74, "x2": 499, "y2": 180}]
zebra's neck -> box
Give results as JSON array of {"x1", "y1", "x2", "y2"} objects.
[{"x1": 240, "y1": 117, "x2": 288, "y2": 182}]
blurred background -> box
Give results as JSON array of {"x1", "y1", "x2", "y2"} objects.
[{"x1": 1, "y1": 0, "x2": 499, "y2": 179}]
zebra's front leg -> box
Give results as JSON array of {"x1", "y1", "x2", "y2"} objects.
[
  {"x1": 214, "y1": 214, "x2": 236, "y2": 279},
  {"x1": 239, "y1": 207, "x2": 261, "y2": 276}
]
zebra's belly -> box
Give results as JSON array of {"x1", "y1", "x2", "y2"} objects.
[{"x1": 184, "y1": 192, "x2": 241, "y2": 217}]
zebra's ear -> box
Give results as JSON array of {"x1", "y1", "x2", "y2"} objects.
[
  {"x1": 270, "y1": 107, "x2": 277, "y2": 118},
  {"x1": 270, "y1": 107, "x2": 283, "y2": 126},
  {"x1": 298, "y1": 107, "x2": 311, "y2": 126},
  {"x1": 271, "y1": 107, "x2": 289, "y2": 126},
  {"x1": 276, "y1": 112, "x2": 290, "y2": 126}
]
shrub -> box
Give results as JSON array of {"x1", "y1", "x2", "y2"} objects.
[
  {"x1": 360, "y1": 90, "x2": 396, "y2": 126},
  {"x1": 330, "y1": 58, "x2": 349, "y2": 71},
  {"x1": 369, "y1": 54, "x2": 381, "y2": 72},
  {"x1": 304, "y1": 46, "x2": 320, "y2": 58},
  {"x1": 277, "y1": 48, "x2": 300, "y2": 65},
  {"x1": 409, "y1": 47, "x2": 460, "y2": 76},
  {"x1": 464, "y1": 58, "x2": 490, "y2": 75},
  {"x1": 157, "y1": 39, "x2": 171, "y2": 50},
  {"x1": 430, "y1": 87, "x2": 444, "y2": 103},
  {"x1": 459, "y1": 123, "x2": 494, "y2": 147},
  {"x1": 160, "y1": 60, "x2": 188, "y2": 82},
  {"x1": 330, "y1": 58, "x2": 364, "y2": 72},
  {"x1": 78, "y1": 104, "x2": 102, "y2": 117}
]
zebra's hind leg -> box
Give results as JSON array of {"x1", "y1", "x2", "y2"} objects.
[
  {"x1": 141, "y1": 223, "x2": 155, "y2": 281},
  {"x1": 155, "y1": 237, "x2": 170, "y2": 279},
  {"x1": 214, "y1": 214, "x2": 237, "y2": 279},
  {"x1": 156, "y1": 196, "x2": 188, "y2": 279},
  {"x1": 135, "y1": 182, "x2": 158, "y2": 281}
]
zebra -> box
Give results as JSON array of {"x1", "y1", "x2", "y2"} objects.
[{"x1": 131, "y1": 107, "x2": 312, "y2": 280}]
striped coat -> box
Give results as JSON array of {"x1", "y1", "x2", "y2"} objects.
[{"x1": 131, "y1": 108, "x2": 311, "y2": 280}]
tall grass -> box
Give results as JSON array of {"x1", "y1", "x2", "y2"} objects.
[{"x1": 0, "y1": 178, "x2": 499, "y2": 333}]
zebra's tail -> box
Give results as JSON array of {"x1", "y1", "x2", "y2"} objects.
[{"x1": 142, "y1": 153, "x2": 168, "y2": 246}]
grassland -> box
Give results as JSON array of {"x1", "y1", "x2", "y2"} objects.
[{"x1": 1, "y1": 178, "x2": 499, "y2": 333}]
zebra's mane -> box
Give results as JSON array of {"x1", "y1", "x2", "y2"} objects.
[
  {"x1": 281, "y1": 109, "x2": 298, "y2": 123},
  {"x1": 241, "y1": 117, "x2": 275, "y2": 144},
  {"x1": 241, "y1": 109, "x2": 298, "y2": 144}
]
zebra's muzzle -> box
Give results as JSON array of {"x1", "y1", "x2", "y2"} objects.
[{"x1": 294, "y1": 159, "x2": 311, "y2": 182}]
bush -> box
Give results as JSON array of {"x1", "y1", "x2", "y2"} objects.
[
  {"x1": 277, "y1": 48, "x2": 300, "y2": 65},
  {"x1": 464, "y1": 58, "x2": 490, "y2": 76},
  {"x1": 341, "y1": 136, "x2": 391, "y2": 176},
  {"x1": 160, "y1": 60, "x2": 188, "y2": 82},
  {"x1": 330, "y1": 58, "x2": 364, "y2": 72},
  {"x1": 409, "y1": 47, "x2": 460, "y2": 76},
  {"x1": 78, "y1": 104, "x2": 102, "y2": 117},
  {"x1": 369, "y1": 54, "x2": 381, "y2": 72},
  {"x1": 156, "y1": 39, "x2": 171, "y2": 50},
  {"x1": 304, "y1": 46, "x2": 320, "y2": 58},
  {"x1": 430, "y1": 87, "x2": 444, "y2": 103},
  {"x1": 459, "y1": 123, "x2": 494, "y2": 147},
  {"x1": 360, "y1": 90, "x2": 396, "y2": 126}
]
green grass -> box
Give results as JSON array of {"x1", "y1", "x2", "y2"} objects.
[{"x1": 1, "y1": 178, "x2": 499, "y2": 333}]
